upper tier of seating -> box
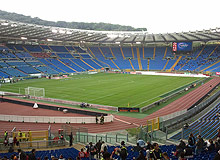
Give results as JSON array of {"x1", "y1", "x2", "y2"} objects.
[{"x1": 0, "y1": 44, "x2": 217, "y2": 77}]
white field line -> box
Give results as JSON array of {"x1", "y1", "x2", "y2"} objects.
[{"x1": 133, "y1": 78, "x2": 203, "y2": 107}]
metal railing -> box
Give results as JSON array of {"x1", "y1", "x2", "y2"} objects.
[{"x1": 0, "y1": 139, "x2": 67, "y2": 151}]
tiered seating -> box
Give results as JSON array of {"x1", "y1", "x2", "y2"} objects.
[
  {"x1": 0, "y1": 44, "x2": 218, "y2": 75},
  {"x1": 34, "y1": 66, "x2": 59, "y2": 74},
  {"x1": 74, "y1": 46, "x2": 87, "y2": 53},
  {"x1": 0, "y1": 67, "x2": 27, "y2": 77},
  {"x1": 0, "y1": 46, "x2": 16, "y2": 58},
  {"x1": 171, "y1": 102, "x2": 220, "y2": 140},
  {"x1": 50, "y1": 46, "x2": 68, "y2": 52}
]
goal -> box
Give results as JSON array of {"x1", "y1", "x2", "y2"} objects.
[{"x1": 25, "y1": 87, "x2": 45, "y2": 97}]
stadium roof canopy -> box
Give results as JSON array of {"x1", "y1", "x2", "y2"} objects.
[{"x1": 0, "y1": 19, "x2": 220, "y2": 44}]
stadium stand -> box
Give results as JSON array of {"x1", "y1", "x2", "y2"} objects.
[
  {"x1": 0, "y1": 44, "x2": 217, "y2": 77},
  {"x1": 171, "y1": 101, "x2": 220, "y2": 140}
]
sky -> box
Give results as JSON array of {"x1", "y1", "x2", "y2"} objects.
[{"x1": 0, "y1": 0, "x2": 220, "y2": 34}]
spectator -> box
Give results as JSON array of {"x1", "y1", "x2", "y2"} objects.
[
  {"x1": 217, "y1": 129, "x2": 220, "y2": 139},
  {"x1": 44, "y1": 156, "x2": 49, "y2": 160},
  {"x1": 95, "y1": 140, "x2": 102, "y2": 159},
  {"x1": 78, "y1": 148, "x2": 86, "y2": 158},
  {"x1": 195, "y1": 135, "x2": 204, "y2": 155},
  {"x1": 184, "y1": 146, "x2": 193, "y2": 159},
  {"x1": 118, "y1": 141, "x2": 127, "y2": 160},
  {"x1": 87, "y1": 142, "x2": 96, "y2": 160},
  {"x1": 179, "y1": 152, "x2": 186, "y2": 160},
  {"x1": 146, "y1": 145, "x2": 154, "y2": 160},
  {"x1": 137, "y1": 138, "x2": 145, "y2": 148},
  {"x1": 215, "y1": 137, "x2": 220, "y2": 150},
  {"x1": 207, "y1": 139, "x2": 215, "y2": 152},
  {"x1": 18, "y1": 149, "x2": 27, "y2": 160},
  {"x1": 178, "y1": 139, "x2": 186, "y2": 151},
  {"x1": 145, "y1": 141, "x2": 152, "y2": 150},
  {"x1": 136, "y1": 150, "x2": 145, "y2": 160},
  {"x1": 149, "y1": 143, "x2": 162, "y2": 160},
  {"x1": 100, "y1": 141, "x2": 107, "y2": 155},
  {"x1": 214, "y1": 150, "x2": 220, "y2": 160},
  {"x1": 188, "y1": 133, "x2": 196, "y2": 147},
  {"x1": 102, "y1": 151, "x2": 111, "y2": 160},
  {"x1": 162, "y1": 152, "x2": 170, "y2": 160},
  {"x1": 134, "y1": 143, "x2": 142, "y2": 152},
  {"x1": 69, "y1": 132, "x2": 73, "y2": 147},
  {"x1": 58, "y1": 155, "x2": 65, "y2": 160},
  {"x1": 28, "y1": 149, "x2": 36, "y2": 160},
  {"x1": 8, "y1": 146, "x2": 14, "y2": 153}
]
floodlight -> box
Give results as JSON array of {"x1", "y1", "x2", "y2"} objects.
[
  {"x1": 59, "y1": 30, "x2": 65, "y2": 34},
  {"x1": 47, "y1": 39, "x2": 53, "y2": 42},
  {"x1": 1, "y1": 22, "x2": 9, "y2": 26},
  {"x1": 21, "y1": 37, "x2": 27, "y2": 40},
  {"x1": 52, "y1": 29, "x2": 58, "y2": 33},
  {"x1": 66, "y1": 31, "x2": 72, "y2": 34},
  {"x1": 11, "y1": 24, "x2": 17, "y2": 27},
  {"x1": 136, "y1": 42, "x2": 141, "y2": 44}
]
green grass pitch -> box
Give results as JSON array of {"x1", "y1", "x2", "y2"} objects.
[{"x1": 1, "y1": 73, "x2": 202, "y2": 108}]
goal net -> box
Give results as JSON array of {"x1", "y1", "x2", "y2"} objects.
[{"x1": 25, "y1": 87, "x2": 45, "y2": 97}]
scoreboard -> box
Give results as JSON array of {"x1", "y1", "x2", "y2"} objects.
[{"x1": 172, "y1": 42, "x2": 192, "y2": 53}]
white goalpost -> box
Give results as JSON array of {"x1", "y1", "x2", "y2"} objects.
[{"x1": 25, "y1": 87, "x2": 45, "y2": 97}]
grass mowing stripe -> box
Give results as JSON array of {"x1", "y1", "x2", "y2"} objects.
[{"x1": 0, "y1": 73, "x2": 203, "y2": 108}]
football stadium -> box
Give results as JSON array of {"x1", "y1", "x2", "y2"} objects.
[{"x1": 0, "y1": 4, "x2": 220, "y2": 160}]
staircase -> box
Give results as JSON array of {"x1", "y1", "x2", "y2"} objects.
[
  {"x1": 131, "y1": 47, "x2": 135, "y2": 59},
  {"x1": 162, "y1": 59, "x2": 170, "y2": 71},
  {"x1": 120, "y1": 47, "x2": 126, "y2": 59},
  {"x1": 195, "y1": 46, "x2": 205, "y2": 59},
  {"x1": 88, "y1": 47, "x2": 96, "y2": 58},
  {"x1": 136, "y1": 48, "x2": 143, "y2": 70},
  {"x1": 129, "y1": 59, "x2": 135, "y2": 71},
  {"x1": 57, "y1": 59, "x2": 77, "y2": 72},
  {"x1": 153, "y1": 47, "x2": 156, "y2": 59},
  {"x1": 163, "y1": 48, "x2": 168, "y2": 59},
  {"x1": 168, "y1": 56, "x2": 182, "y2": 71},
  {"x1": 109, "y1": 47, "x2": 116, "y2": 59},
  {"x1": 80, "y1": 59, "x2": 96, "y2": 70},
  {"x1": 111, "y1": 59, "x2": 120, "y2": 70},
  {"x1": 147, "y1": 59, "x2": 150, "y2": 71},
  {"x1": 208, "y1": 45, "x2": 219, "y2": 57},
  {"x1": 98, "y1": 47, "x2": 106, "y2": 59},
  {"x1": 178, "y1": 59, "x2": 190, "y2": 71},
  {"x1": 201, "y1": 59, "x2": 220, "y2": 72},
  {"x1": 69, "y1": 59, "x2": 86, "y2": 71}
]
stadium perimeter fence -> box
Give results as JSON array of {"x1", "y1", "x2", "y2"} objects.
[{"x1": 61, "y1": 124, "x2": 130, "y2": 145}]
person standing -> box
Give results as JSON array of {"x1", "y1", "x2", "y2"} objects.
[
  {"x1": 87, "y1": 142, "x2": 96, "y2": 160},
  {"x1": 69, "y1": 132, "x2": 73, "y2": 147},
  {"x1": 18, "y1": 149, "x2": 27, "y2": 160},
  {"x1": 188, "y1": 133, "x2": 196, "y2": 147},
  {"x1": 28, "y1": 149, "x2": 36, "y2": 160},
  {"x1": 118, "y1": 141, "x2": 127, "y2": 160},
  {"x1": 4, "y1": 130, "x2": 8, "y2": 140},
  {"x1": 149, "y1": 143, "x2": 162, "y2": 160},
  {"x1": 100, "y1": 115, "x2": 104, "y2": 125},
  {"x1": 96, "y1": 115, "x2": 99, "y2": 124}
]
